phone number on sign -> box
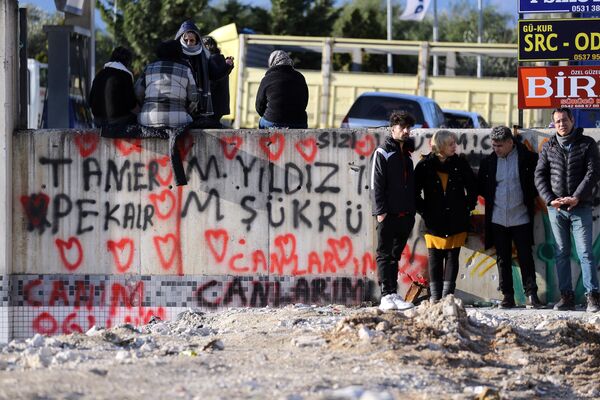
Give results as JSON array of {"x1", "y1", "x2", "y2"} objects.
[
  {"x1": 572, "y1": 5, "x2": 600, "y2": 12},
  {"x1": 573, "y1": 54, "x2": 600, "y2": 61}
]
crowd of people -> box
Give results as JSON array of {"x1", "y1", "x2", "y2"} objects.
[
  {"x1": 373, "y1": 108, "x2": 600, "y2": 313},
  {"x1": 89, "y1": 20, "x2": 308, "y2": 130}
]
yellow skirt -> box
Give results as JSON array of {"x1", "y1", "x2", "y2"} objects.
[{"x1": 424, "y1": 232, "x2": 467, "y2": 250}]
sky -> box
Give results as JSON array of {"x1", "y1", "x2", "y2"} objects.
[{"x1": 20, "y1": 0, "x2": 517, "y2": 32}]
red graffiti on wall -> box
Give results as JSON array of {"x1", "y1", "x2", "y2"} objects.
[
  {"x1": 295, "y1": 137, "x2": 318, "y2": 163},
  {"x1": 327, "y1": 236, "x2": 353, "y2": 267},
  {"x1": 107, "y1": 238, "x2": 135, "y2": 273},
  {"x1": 177, "y1": 133, "x2": 195, "y2": 161},
  {"x1": 20, "y1": 193, "x2": 50, "y2": 230},
  {"x1": 55, "y1": 237, "x2": 84, "y2": 271},
  {"x1": 148, "y1": 189, "x2": 176, "y2": 220},
  {"x1": 220, "y1": 136, "x2": 244, "y2": 160},
  {"x1": 73, "y1": 132, "x2": 100, "y2": 157},
  {"x1": 259, "y1": 132, "x2": 285, "y2": 161},
  {"x1": 153, "y1": 233, "x2": 179, "y2": 270},
  {"x1": 148, "y1": 156, "x2": 173, "y2": 186},
  {"x1": 354, "y1": 134, "x2": 376, "y2": 157},
  {"x1": 205, "y1": 229, "x2": 229, "y2": 263},
  {"x1": 28, "y1": 281, "x2": 166, "y2": 335},
  {"x1": 114, "y1": 138, "x2": 142, "y2": 156},
  {"x1": 398, "y1": 245, "x2": 429, "y2": 284}
]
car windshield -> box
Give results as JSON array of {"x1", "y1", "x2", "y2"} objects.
[
  {"x1": 444, "y1": 113, "x2": 474, "y2": 128},
  {"x1": 347, "y1": 96, "x2": 425, "y2": 125}
]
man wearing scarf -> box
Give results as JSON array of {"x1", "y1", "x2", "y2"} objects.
[
  {"x1": 535, "y1": 107, "x2": 600, "y2": 312},
  {"x1": 89, "y1": 47, "x2": 138, "y2": 126},
  {"x1": 174, "y1": 20, "x2": 231, "y2": 121}
]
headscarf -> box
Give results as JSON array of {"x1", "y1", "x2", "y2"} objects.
[
  {"x1": 175, "y1": 20, "x2": 205, "y2": 56},
  {"x1": 268, "y1": 50, "x2": 294, "y2": 68}
]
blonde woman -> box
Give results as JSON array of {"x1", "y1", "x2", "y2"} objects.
[{"x1": 414, "y1": 130, "x2": 477, "y2": 302}]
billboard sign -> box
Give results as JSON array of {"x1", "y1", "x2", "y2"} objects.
[
  {"x1": 519, "y1": 0, "x2": 600, "y2": 14},
  {"x1": 519, "y1": 18, "x2": 600, "y2": 61},
  {"x1": 518, "y1": 66, "x2": 600, "y2": 109}
]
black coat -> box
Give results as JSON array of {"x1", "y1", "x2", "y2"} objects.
[
  {"x1": 534, "y1": 128, "x2": 600, "y2": 207},
  {"x1": 478, "y1": 141, "x2": 538, "y2": 249},
  {"x1": 371, "y1": 135, "x2": 416, "y2": 216},
  {"x1": 89, "y1": 67, "x2": 137, "y2": 121},
  {"x1": 208, "y1": 53, "x2": 233, "y2": 120},
  {"x1": 255, "y1": 65, "x2": 308, "y2": 126},
  {"x1": 415, "y1": 153, "x2": 477, "y2": 237}
]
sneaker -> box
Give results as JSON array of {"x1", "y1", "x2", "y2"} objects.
[
  {"x1": 526, "y1": 293, "x2": 544, "y2": 309},
  {"x1": 499, "y1": 294, "x2": 516, "y2": 309},
  {"x1": 585, "y1": 292, "x2": 600, "y2": 313},
  {"x1": 553, "y1": 292, "x2": 575, "y2": 311},
  {"x1": 379, "y1": 294, "x2": 398, "y2": 311},
  {"x1": 390, "y1": 293, "x2": 415, "y2": 311}
]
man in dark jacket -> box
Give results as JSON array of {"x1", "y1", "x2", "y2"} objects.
[
  {"x1": 89, "y1": 47, "x2": 138, "y2": 126},
  {"x1": 535, "y1": 107, "x2": 600, "y2": 312},
  {"x1": 371, "y1": 110, "x2": 416, "y2": 311},
  {"x1": 255, "y1": 50, "x2": 308, "y2": 129},
  {"x1": 478, "y1": 126, "x2": 542, "y2": 309}
]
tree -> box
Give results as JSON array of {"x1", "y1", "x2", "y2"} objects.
[
  {"x1": 25, "y1": 5, "x2": 64, "y2": 63},
  {"x1": 198, "y1": 0, "x2": 272, "y2": 34},
  {"x1": 271, "y1": 0, "x2": 338, "y2": 36}
]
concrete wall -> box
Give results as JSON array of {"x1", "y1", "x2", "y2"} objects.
[
  {"x1": 1, "y1": 0, "x2": 18, "y2": 343},
  {"x1": 7, "y1": 128, "x2": 600, "y2": 339}
]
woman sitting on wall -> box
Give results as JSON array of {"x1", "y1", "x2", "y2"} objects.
[
  {"x1": 414, "y1": 130, "x2": 478, "y2": 302},
  {"x1": 255, "y1": 50, "x2": 309, "y2": 129},
  {"x1": 134, "y1": 40, "x2": 198, "y2": 128}
]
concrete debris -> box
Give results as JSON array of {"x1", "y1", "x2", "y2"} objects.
[
  {"x1": 291, "y1": 335, "x2": 326, "y2": 348},
  {"x1": 325, "y1": 386, "x2": 394, "y2": 400}
]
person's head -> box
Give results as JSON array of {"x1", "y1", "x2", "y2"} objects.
[
  {"x1": 552, "y1": 107, "x2": 574, "y2": 137},
  {"x1": 109, "y1": 46, "x2": 133, "y2": 69},
  {"x1": 431, "y1": 130, "x2": 458, "y2": 159},
  {"x1": 202, "y1": 36, "x2": 220, "y2": 54},
  {"x1": 156, "y1": 40, "x2": 183, "y2": 62},
  {"x1": 182, "y1": 31, "x2": 200, "y2": 46},
  {"x1": 490, "y1": 125, "x2": 515, "y2": 158},
  {"x1": 389, "y1": 110, "x2": 415, "y2": 141},
  {"x1": 268, "y1": 50, "x2": 293, "y2": 68}
]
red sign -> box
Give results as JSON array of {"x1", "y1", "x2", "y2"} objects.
[{"x1": 518, "y1": 66, "x2": 600, "y2": 109}]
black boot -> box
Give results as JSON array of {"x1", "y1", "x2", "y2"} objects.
[
  {"x1": 500, "y1": 293, "x2": 516, "y2": 309},
  {"x1": 585, "y1": 292, "x2": 600, "y2": 313},
  {"x1": 442, "y1": 281, "x2": 456, "y2": 297},
  {"x1": 553, "y1": 291, "x2": 575, "y2": 311},
  {"x1": 526, "y1": 293, "x2": 544, "y2": 309},
  {"x1": 429, "y1": 281, "x2": 442, "y2": 303}
]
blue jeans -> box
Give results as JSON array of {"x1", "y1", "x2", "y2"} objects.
[
  {"x1": 259, "y1": 117, "x2": 307, "y2": 129},
  {"x1": 548, "y1": 206, "x2": 599, "y2": 294}
]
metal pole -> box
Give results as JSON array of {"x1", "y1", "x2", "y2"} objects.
[
  {"x1": 477, "y1": 0, "x2": 483, "y2": 78},
  {"x1": 387, "y1": 0, "x2": 393, "y2": 73},
  {"x1": 18, "y1": 7, "x2": 28, "y2": 129},
  {"x1": 433, "y1": 0, "x2": 438, "y2": 76}
]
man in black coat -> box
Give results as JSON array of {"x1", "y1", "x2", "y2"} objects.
[
  {"x1": 478, "y1": 126, "x2": 542, "y2": 309},
  {"x1": 89, "y1": 47, "x2": 138, "y2": 126},
  {"x1": 371, "y1": 110, "x2": 417, "y2": 311},
  {"x1": 535, "y1": 107, "x2": 600, "y2": 312}
]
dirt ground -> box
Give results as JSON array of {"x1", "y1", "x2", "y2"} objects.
[{"x1": 1, "y1": 297, "x2": 600, "y2": 400}]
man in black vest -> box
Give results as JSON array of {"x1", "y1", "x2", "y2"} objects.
[
  {"x1": 535, "y1": 107, "x2": 600, "y2": 312},
  {"x1": 478, "y1": 126, "x2": 542, "y2": 309}
]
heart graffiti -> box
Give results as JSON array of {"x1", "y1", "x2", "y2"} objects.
[
  {"x1": 114, "y1": 138, "x2": 142, "y2": 156},
  {"x1": 73, "y1": 132, "x2": 100, "y2": 157},
  {"x1": 107, "y1": 238, "x2": 135, "y2": 273},
  {"x1": 327, "y1": 236, "x2": 354, "y2": 267},
  {"x1": 148, "y1": 189, "x2": 176, "y2": 220},
  {"x1": 294, "y1": 137, "x2": 318, "y2": 163},
  {"x1": 259, "y1": 132, "x2": 285, "y2": 161},
  {"x1": 205, "y1": 229, "x2": 229, "y2": 263},
  {"x1": 354, "y1": 134, "x2": 375, "y2": 157},
  {"x1": 220, "y1": 136, "x2": 243, "y2": 160},
  {"x1": 148, "y1": 156, "x2": 173, "y2": 186},
  {"x1": 153, "y1": 234, "x2": 179, "y2": 271},
  {"x1": 55, "y1": 237, "x2": 84, "y2": 271}
]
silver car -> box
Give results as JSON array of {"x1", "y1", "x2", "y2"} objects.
[
  {"x1": 443, "y1": 109, "x2": 489, "y2": 129},
  {"x1": 341, "y1": 92, "x2": 446, "y2": 128}
]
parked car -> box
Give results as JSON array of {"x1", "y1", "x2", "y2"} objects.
[
  {"x1": 443, "y1": 109, "x2": 489, "y2": 129},
  {"x1": 341, "y1": 92, "x2": 446, "y2": 128}
]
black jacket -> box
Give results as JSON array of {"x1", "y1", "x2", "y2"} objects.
[
  {"x1": 371, "y1": 135, "x2": 416, "y2": 216},
  {"x1": 415, "y1": 153, "x2": 477, "y2": 237},
  {"x1": 89, "y1": 66, "x2": 137, "y2": 121},
  {"x1": 208, "y1": 53, "x2": 233, "y2": 119},
  {"x1": 255, "y1": 65, "x2": 308, "y2": 126},
  {"x1": 534, "y1": 128, "x2": 600, "y2": 207},
  {"x1": 478, "y1": 141, "x2": 538, "y2": 249}
]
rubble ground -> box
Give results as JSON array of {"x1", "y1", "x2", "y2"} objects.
[{"x1": 1, "y1": 297, "x2": 599, "y2": 400}]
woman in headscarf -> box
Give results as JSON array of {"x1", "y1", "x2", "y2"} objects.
[
  {"x1": 174, "y1": 20, "x2": 231, "y2": 121},
  {"x1": 255, "y1": 50, "x2": 309, "y2": 129},
  {"x1": 134, "y1": 40, "x2": 198, "y2": 128},
  {"x1": 202, "y1": 36, "x2": 234, "y2": 128}
]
